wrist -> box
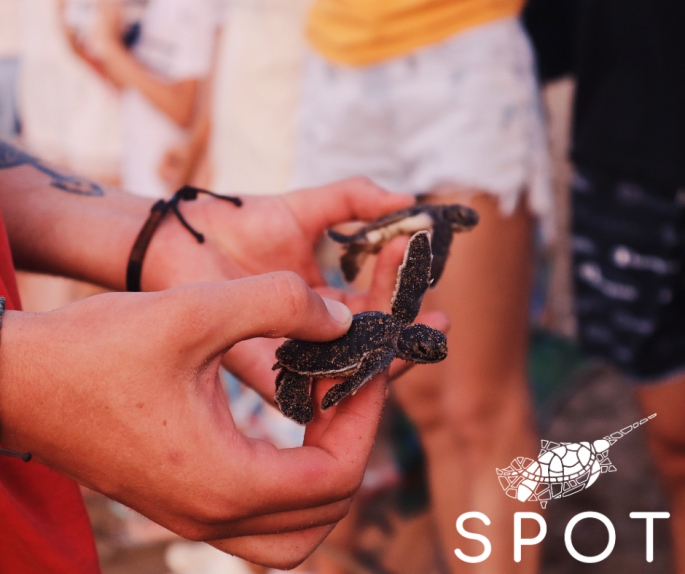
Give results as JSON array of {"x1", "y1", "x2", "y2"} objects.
[
  {"x1": 137, "y1": 205, "x2": 197, "y2": 292},
  {"x1": 139, "y1": 194, "x2": 243, "y2": 292}
]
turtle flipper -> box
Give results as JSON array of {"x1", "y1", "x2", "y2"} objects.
[
  {"x1": 340, "y1": 243, "x2": 372, "y2": 283},
  {"x1": 327, "y1": 229, "x2": 356, "y2": 244},
  {"x1": 391, "y1": 231, "x2": 433, "y2": 323},
  {"x1": 274, "y1": 369, "x2": 314, "y2": 425},
  {"x1": 321, "y1": 347, "x2": 394, "y2": 411},
  {"x1": 428, "y1": 222, "x2": 453, "y2": 286},
  {"x1": 329, "y1": 206, "x2": 425, "y2": 246}
]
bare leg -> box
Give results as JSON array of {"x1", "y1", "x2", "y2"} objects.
[
  {"x1": 637, "y1": 378, "x2": 685, "y2": 574},
  {"x1": 394, "y1": 191, "x2": 541, "y2": 573}
]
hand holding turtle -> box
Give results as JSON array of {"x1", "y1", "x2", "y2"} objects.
[
  {"x1": 274, "y1": 232, "x2": 449, "y2": 424},
  {"x1": 0, "y1": 276, "x2": 388, "y2": 569},
  {"x1": 219, "y1": 234, "x2": 449, "y2": 403}
]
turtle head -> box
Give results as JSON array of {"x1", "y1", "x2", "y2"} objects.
[
  {"x1": 396, "y1": 324, "x2": 448, "y2": 363},
  {"x1": 444, "y1": 204, "x2": 479, "y2": 232}
]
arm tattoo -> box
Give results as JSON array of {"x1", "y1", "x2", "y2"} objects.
[{"x1": 0, "y1": 140, "x2": 104, "y2": 197}]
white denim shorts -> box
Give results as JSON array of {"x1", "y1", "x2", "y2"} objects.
[{"x1": 295, "y1": 16, "x2": 552, "y2": 229}]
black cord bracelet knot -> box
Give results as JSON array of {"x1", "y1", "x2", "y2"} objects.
[{"x1": 126, "y1": 186, "x2": 242, "y2": 292}]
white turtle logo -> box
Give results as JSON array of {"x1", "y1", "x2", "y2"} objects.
[{"x1": 497, "y1": 414, "x2": 656, "y2": 508}]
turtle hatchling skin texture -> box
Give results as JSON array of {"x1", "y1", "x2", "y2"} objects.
[
  {"x1": 328, "y1": 203, "x2": 479, "y2": 286},
  {"x1": 273, "y1": 231, "x2": 448, "y2": 425}
]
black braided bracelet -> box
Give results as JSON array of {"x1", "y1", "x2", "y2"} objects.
[
  {"x1": 126, "y1": 186, "x2": 242, "y2": 292},
  {"x1": 0, "y1": 297, "x2": 32, "y2": 463}
]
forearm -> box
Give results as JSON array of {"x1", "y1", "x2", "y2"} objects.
[
  {"x1": 101, "y1": 43, "x2": 197, "y2": 127},
  {"x1": 0, "y1": 141, "x2": 153, "y2": 289}
]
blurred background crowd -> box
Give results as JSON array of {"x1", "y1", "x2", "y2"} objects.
[{"x1": 1, "y1": 0, "x2": 682, "y2": 573}]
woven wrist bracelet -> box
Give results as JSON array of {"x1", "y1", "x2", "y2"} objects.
[
  {"x1": 0, "y1": 298, "x2": 32, "y2": 462},
  {"x1": 126, "y1": 185, "x2": 242, "y2": 292}
]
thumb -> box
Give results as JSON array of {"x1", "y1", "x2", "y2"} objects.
[{"x1": 166, "y1": 273, "x2": 353, "y2": 358}]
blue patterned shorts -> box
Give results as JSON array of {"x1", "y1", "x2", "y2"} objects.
[{"x1": 572, "y1": 167, "x2": 685, "y2": 381}]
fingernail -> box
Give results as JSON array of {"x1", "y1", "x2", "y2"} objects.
[{"x1": 323, "y1": 298, "x2": 352, "y2": 326}]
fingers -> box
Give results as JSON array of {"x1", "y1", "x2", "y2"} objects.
[
  {"x1": 237, "y1": 369, "x2": 388, "y2": 515},
  {"x1": 285, "y1": 178, "x2": 415, "y2": 239},
  {"x1": 221, "y1": 338, "x2": 282, "y2": 403},
  {"x1": 185, "y1": 498, "x2": 352, "y2": 540},
  {"x1": 302, "y1": 378, "x2": 342, "y2": 445},
  {"x1": 183, "y1": 372, "x2": 386, "y2": 522},
  {"x1": 210, "y1": 525, "x2": 336, "y2": 570},
  {"x1": 163, "y1": 273, "x2": 353, "y2": 359},
  {"x1": 142, "y1": 487, "x2": 351, "y2": 542},
  {"x1": 313, "y1": 285, "x2": 346, "y2": 302},
  {"x1": 314, "y1": 368, "x2": 387, "y2": 459}
]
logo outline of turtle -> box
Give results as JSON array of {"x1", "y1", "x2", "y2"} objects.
[{"x1": 496, "y1": 414, "x2": 656, "y2": 508}]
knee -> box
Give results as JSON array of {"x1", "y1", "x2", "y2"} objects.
[
  {"x1": 398, "y1": 371, "x2": 532, "y2": 449},
  {"x1": 441, "y1": 382, "x2": 529, "y2": 448}
]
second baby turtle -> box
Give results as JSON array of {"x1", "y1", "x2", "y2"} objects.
[
  {"x1": 328, "y1": 203, "x2": 479, "y2": 286},
  {"x1": 274, "y1": 231, "x2": 447, "y2": 424}
]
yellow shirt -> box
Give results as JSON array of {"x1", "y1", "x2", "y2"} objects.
[{"x1": 308, "y1": 0, "x2": 524, "y2": 66}]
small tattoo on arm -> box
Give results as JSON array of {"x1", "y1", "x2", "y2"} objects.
[{"x1": 0, "y1": 140, "x2": 104, "y2": 196}]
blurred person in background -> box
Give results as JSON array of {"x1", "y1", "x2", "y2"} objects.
[
  {"x1": 209, "y1": 0, "x2": 311, "y2": 196},
  {"x1": 21, "y1": 0, "x2": 122, "y2": 182},
  {"x1": 530, "y1": 0, "x2": 685, "y2": 570},
  {"x1": 66, "y1": 0, "x2": 221, "y2": 198},
  {"x1": 156, "y1": 79, "x2": 213, "y2": 192},
  {"x1": 17, "y1": 0, "x2": 122, "y2": 312},
  {"x1": 0, "y1": 0, "x2": 20, "y2": 141},
  {"x1": 295, "y1": 0, "x2": 552, "y2": 572},
  {"x1": 161, "y1": 0, "x2": 313, "y2": 198}
]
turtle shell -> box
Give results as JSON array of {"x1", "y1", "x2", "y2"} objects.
[
  {"x1": 498, "y1": 442, "x2": 603, "y2": 504},
  {"x1": 522, "y1": 442, "x2": 597, "y2": 484},
  {"x1": 275, "y1": 311, "x2": 400, "y2": 375}
]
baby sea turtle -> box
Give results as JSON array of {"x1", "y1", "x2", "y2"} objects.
[
  {"x1": 328, "y1": 203, "x2": 479, "y2": 286},
  {"x1": 496, "y1": 414, "x2": 657, "y2": 508},
  {"x1": 273, "y1": 231, "x2": 447, "y2": 424}
]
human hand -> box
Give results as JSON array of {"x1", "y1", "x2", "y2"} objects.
[
  {"x1": 0, "y1": 275, "x2": 388, "y2": 568},
  {"x1": 142, "y1": 178, "x2": 415, "y2": 291},
  {"x1": 141, "y1": 178, "x2": 420, "y2": 405}
]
